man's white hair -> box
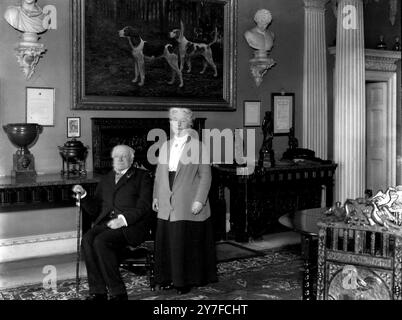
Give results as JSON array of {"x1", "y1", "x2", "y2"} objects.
[
  {"x1": 254, "y1": 9, "x2": 272, "y2": 25},
  {"x1": 111, "y1": 145, "x2": 135, "y2": 161}
]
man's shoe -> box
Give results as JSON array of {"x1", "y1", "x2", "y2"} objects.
[
  {"x1": 109, "y1": 293, "x2": 128, "y2": 301},
  {"x1": 161, "y1": 283, "x2": 174, "y2": 290},
  {"x1": 85, "y1": 294, "x2": 108, "y2": 301}
]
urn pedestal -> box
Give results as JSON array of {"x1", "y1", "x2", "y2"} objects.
[{"x1": 3, "y1": 123, "x2": 43, "y2": 181}]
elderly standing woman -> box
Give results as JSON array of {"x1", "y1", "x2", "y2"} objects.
[{"x1": 152, "y1": 107, "x2": 217, "y2": 294}]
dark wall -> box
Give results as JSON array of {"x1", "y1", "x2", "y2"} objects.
[{"x1": 364, "y1": 0, "x2": 401, "y2": 50}]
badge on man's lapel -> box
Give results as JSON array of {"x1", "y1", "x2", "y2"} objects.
[{"x1": 126, "y1": 167, "x2": 135, "y2": 180}]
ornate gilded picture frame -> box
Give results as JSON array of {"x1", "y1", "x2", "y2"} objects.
[{"x1": 72, "y1": 0, "x2": 237, "y2": 111}]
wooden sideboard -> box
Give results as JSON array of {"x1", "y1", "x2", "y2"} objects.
[
  {"x1": 0, "y1": 173, "x2": 100, "y2": 211},
  {"x1": 0, "y1": 173, "x2": 100, "y2": 262},
  {"x1": 210, "y1": 162, "x2": 338, "y2": 242}
]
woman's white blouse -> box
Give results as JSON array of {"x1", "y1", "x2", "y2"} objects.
[{"x1": 168, "y1": 135, "x2": 189, "y2": 172}]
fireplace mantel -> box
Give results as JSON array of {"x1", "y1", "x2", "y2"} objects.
[{"x1": 91, "y1": 118, "x2": 206, "y2": 173}]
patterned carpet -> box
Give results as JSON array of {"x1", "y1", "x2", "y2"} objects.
[{"x1": 0, "y1": 246, "x2": 303, "y2": 300}]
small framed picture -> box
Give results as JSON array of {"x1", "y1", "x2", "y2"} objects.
[
  {"x1": 26, "y1": 87, "x2": 55, "y2": 126},
  {"x1": 67, "y1": 117, "x2": 81, "y2": 138},
  {"x1": 272, "y1": 93, "x2": 295, "y2": 136},
  {"x1": 244, "y1": 100, "x2": 261, "y2": 127}
]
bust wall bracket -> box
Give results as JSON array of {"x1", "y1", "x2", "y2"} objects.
[{"x1": 249, "y1": 51, "x2": 276, "y2": 87}]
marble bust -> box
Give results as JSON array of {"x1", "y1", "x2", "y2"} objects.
[
  {"x1": 4, "y1": 0, "x2": 51, "y2": 34},
  {"x1": 244, "y1": 9, "x2": 275, "y2": 55}
]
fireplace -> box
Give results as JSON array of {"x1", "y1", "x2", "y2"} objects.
[{"x1": 91, "y1": 118, "x2": 206, "y2": 174}]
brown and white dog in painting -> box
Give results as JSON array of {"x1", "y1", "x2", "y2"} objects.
[
  {"x1": 118, "y1": 26, "x2": 183, "y2": 87},
  {"x1": 169, "y1": 21, "x2": 218, "y2": 77}
]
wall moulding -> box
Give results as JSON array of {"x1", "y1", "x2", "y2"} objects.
[
  {"x1": 0, "y1": 231, "x2": 77, "y2": 263},
  {"x1": 329, "y1": 47, "x2": 401, "y2": 72}
]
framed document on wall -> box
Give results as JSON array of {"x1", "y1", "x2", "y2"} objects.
[
  {"x1": 26, "y1": 87, "x2": 55, "y2": 126},
  {"x1": 272, "y1": 92, "x2": 294, "y2": 136},
  {"x1": 244, "y1": 100, "x2": 261, "y2": 126}
]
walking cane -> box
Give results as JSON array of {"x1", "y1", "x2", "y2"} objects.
[{"x1": 75, "y1": 191, "x2": 82, "y2": 297}]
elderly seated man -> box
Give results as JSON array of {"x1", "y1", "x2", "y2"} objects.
[{"x1": 72, "y1": 145, "x2": 153, "y2": 301}]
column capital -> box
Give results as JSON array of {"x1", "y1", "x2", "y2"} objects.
[
  {"x1": 303, "y1": 0, "x2": 329, "y2": 10},
  {"x1": 331, "y1": 0, "x2": 365, "y2": 19}
]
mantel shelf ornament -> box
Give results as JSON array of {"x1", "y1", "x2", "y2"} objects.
[
  {"x1": 3, "y1": 1, "x2": 57, "y2": 80},
  {"x1": 244, "y1": 9, "x2": 276, "y2": 87}
]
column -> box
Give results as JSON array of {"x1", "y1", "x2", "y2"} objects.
[
  {"x1": 303, "y1": 0, "x2": 329, "y2": 160},
  {"x1": 333, "y1": 0, "x2": 366, "y2": 202}
]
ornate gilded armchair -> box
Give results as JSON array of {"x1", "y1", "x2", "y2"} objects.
[{"x1": 316, "y1": 190, "x2": 402, "y2": 300}]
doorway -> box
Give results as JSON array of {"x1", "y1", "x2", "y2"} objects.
[{"x1": 365, "y1": 71, "x2": 397, "y2": 194}]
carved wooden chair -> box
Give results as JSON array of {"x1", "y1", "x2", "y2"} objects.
[
  {"x1": 119, "y1": 239, "x2": 155, "y2": 291},
  {"x1": 119, "y1": 213, "x2": 157, "y2": 291},
  {"x1": 316, "y1": 217, "x2": 402, "y2": 300}
]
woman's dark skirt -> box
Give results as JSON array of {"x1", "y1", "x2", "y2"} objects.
[{"x1": 155, "y1": 218, "x2": 218, "y2": 288}]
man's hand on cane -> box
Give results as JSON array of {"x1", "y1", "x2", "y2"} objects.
[{"x1": 72, "y1": 185, "x2": 87, "y2": 207}]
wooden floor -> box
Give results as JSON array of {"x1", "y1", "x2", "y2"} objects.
[{"x1": 0, "y1": 231, "x2": 300, "y2": 290}]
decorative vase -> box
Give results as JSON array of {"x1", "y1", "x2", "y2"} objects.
[
  {"x1": 3, "y1": 123, "x2": 43, "y2": 180},
  {"x1": 58, "y1": 139, "x2": 89, "y2": 178},
  {"x1": 393, "y1": 37, "x2": 401, "y2": 51},
  {"x1": 376, "y1": 35, "x2": 387, "y2": 50}
]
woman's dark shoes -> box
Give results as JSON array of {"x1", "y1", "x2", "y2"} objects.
[
  {"x1": 85, "y1": 293, "x2": 108, "y2": 301},
  {"x1": 176, "y1": 286, "x2": 191, "y2": 295},
  {"x1": 108, "y1": 293, "x2": 128, "y2": 301}
]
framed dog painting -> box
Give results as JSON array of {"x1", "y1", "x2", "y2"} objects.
[{"x1": 72, "y1": 0, "x2": 238, "y2": 111}]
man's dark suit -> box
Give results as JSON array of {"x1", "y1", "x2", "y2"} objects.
[{"x1": 81, "y1": 165, "x2": 153, "y2": 296}]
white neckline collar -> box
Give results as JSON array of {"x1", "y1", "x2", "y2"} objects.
[
  {"x1": 173, "y1": 134, "x2": 189, "y2": 143},
  {"x1": 115, "y1": 167, "x2": 129, "y2": 175}
]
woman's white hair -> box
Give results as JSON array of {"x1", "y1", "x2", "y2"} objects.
[
  {"x1": 254, "y1": 9, "x2": 272, "y2": 25},
  {"x1": 169, "y1": 107, "x2": 193, "y2": 126}
]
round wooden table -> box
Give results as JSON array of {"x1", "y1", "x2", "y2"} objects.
[{"x1": 279, "y1": 207, "x2": 328, "y2": 300}]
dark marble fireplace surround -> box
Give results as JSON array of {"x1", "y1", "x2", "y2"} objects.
[{"x1": 91, "y1": 118, "x2": 206, "y2": 174}]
